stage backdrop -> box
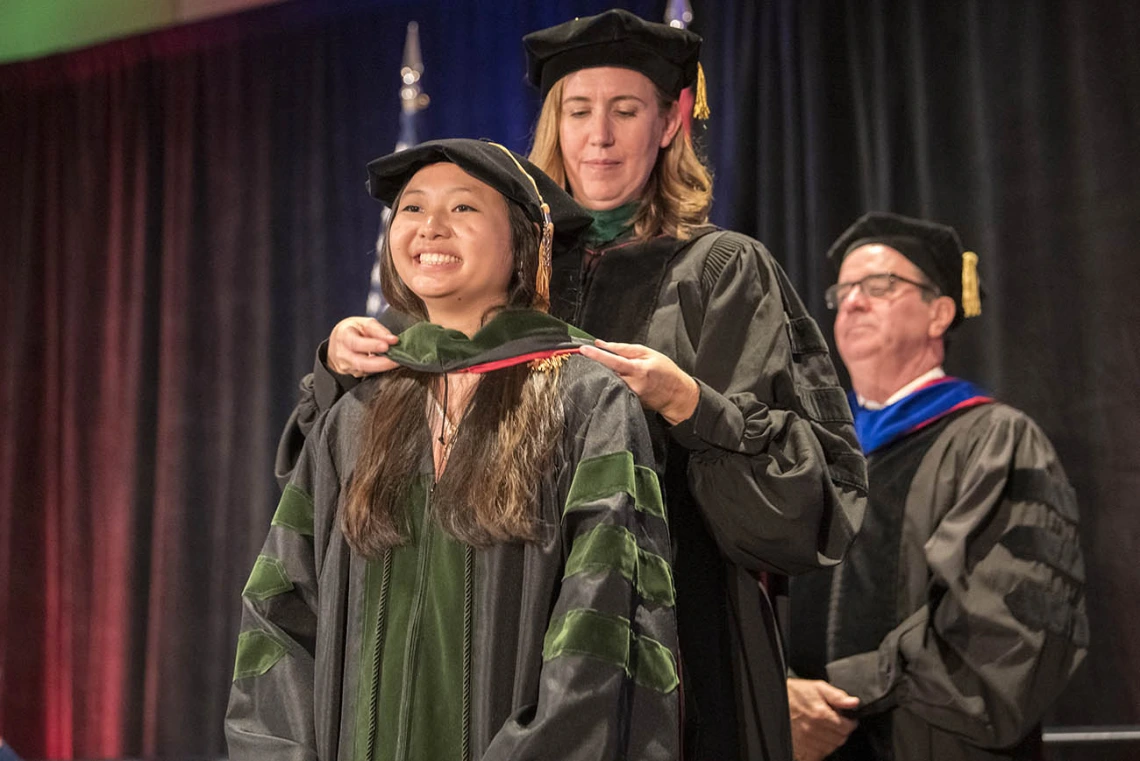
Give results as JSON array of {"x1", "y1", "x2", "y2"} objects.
[{"x1": 1, "y1": 0, "x2": 1137, "y2": 758}]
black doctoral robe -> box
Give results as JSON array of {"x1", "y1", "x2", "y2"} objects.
[{"x1": 789, "y1": 399, "x2": 1088, "y2": 761}]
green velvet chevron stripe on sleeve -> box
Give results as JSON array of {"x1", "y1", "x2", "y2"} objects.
[
  {"x1": 543, "y1": 608, "x2": 678, "y2": 694},
  {"x1": 241, "y1": 554, "x2": 295, "y2": 601},
  {"x1": 564, "y1": 524, "x2": 674, "y2": 606},
  {"x1": 233, "y1": 629, "x2": 287, "y2": 680},
  {"x1": 271, "y1": 483, "x2": 315, "y2": 536},
  {"x1": 564, "y1": 451, "x2": 664, "y2": 519}
]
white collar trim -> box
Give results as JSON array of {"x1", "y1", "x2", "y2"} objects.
[{"x1": 858, "y1": 367, "x2": 946, "y2": 410}]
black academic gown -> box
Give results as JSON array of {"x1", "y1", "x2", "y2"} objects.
[
  {"x1": 277, "y1": 229, "x2": 868, "y2": 761},
  {"x1": 789, "y1": 401, "x2": 1088, "y2": 761},
  {"x1": 550, "y1": 228, "x2": 866, "y2": 761}
]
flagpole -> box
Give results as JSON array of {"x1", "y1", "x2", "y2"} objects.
[
  {"x1": 665, "y1": 0, "x2": 697, "y2": 137},
  {"x1": 367, "y1": 21, "x2": 429, "y2": 318}
]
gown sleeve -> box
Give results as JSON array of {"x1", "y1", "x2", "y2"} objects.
[
  {"x1": 227, "y1": 407, "x2": 343, "y2": 759},
  {"x1": 483, "y1": 364, "x2": 681, "y2": 761},
  {"x1": 275, "y1": 340, "x2": 360, "y2": 489},
  {"x1": 826, "y1": 407, "x2": 1088, "y2": 748},
  {"x1": 275, "y1": 304, "x2": 413, "y2": 490},
  {"x1": 658, "y1": 233, "x2": 867, "y2": 575}
]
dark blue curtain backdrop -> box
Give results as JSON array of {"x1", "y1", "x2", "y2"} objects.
[
  {"x1": 699, "y1": 9, "x2": 1140, "y2": 761},
  {"x1": 0, "y1": 0, "x2": 1137, "y2": 758}
]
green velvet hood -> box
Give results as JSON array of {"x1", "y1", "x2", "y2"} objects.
[{"x1": 386, "y1": 309, "x2": 594, "y2": 373}]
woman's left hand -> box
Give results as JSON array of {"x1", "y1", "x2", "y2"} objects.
[{"x1": 579, "y1": 339, "x2": 700, "y2": 425}]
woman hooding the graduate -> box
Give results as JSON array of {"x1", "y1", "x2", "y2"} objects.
[
  {"x1": 227, "y1": 139, "x2": 681, "y2": 760},
  {"x1": 281, "y1": 10, "x2": 867, "y2": 761}
]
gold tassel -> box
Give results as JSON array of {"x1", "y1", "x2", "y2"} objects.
[
  {"x1": 692, "y1": 62, "x2": 711, "y2": 120},
  {"x1": 961, "y1": 251, "x2": 982, "y2": 318},
  {"x1": 536, "y1": 204, "x2": 554, "y2": 311},
  {"x1": 485, "y1": 141, "x2": 555, "y2": 312},
  {"x1": 529, "y1": 352, "x2": 570, "y2": 373}
]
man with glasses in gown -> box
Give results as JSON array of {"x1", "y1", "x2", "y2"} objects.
[{"x1": 784, "y1": 212, "x2": 1088, "y2": 761}]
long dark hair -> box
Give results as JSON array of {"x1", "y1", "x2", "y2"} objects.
[{"x1": 343, "y1": 174, "x2": 563, "y2": 555}]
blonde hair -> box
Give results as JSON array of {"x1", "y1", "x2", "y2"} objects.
[{"x1": 529, "y1": 76, "x2": 714, "y2": 242}]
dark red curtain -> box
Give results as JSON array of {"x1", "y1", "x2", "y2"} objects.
[
  {"x1": 0, "y1": 4, "x2": 402, "y2": 757},
  {"x1": 0, "y1": 1, "x2": 660, "y2": 757},
  {"x1": 1, "y1": 0, "x2": 1138, "y2": 759}
]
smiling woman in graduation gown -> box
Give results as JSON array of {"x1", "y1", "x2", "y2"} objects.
[{"x1": 227, "y1": 140, "x2": 680, "y2": 761}]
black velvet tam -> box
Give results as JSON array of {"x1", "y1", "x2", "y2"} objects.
[
  {"x1": 523, "y1": 8, "x2": 701, "y2": 98},
  {"x1": 366, "y1": 138, "x2": 591, "y2": 240},
  {"x1": 827, "y1": 211, "x2": 980, "y2": 325}
]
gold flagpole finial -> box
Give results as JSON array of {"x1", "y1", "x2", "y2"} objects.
[{"x1": 399, "y1": 22, "x2": 430, "y2": 117}]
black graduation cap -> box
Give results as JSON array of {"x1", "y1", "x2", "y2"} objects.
[
  {"x1": 826, "y1": 211, "x2": 982, "y2": 327},
  {"x1": 522, "y1": 8, "x2": 706, "y2": 115},
  {"x1": 367, "y1": 138, "x2": 590, "y2": 237},
  {"x1": 367, "y1": 138, "x2": 592, "y2": 305}
]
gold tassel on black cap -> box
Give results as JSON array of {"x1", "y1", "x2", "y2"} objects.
[
  {"x1": 693, "y1": 62, "x2": 710, "y2": 120},
  {"x1": 962, "y1": 251, "x2": 981, "y2": 318},
  {"x1": 486, "y1": 142, "x2": 555, "y2": 309},
  {"x1": 535, "y1": 201, "x2": 554, "y2": 307}
]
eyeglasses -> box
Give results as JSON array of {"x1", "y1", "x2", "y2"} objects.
[{"x1": 825, "y1": 273, "x2": 940, "y2": 310}]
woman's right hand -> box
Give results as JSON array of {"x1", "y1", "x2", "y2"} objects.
[{"x1": 327, "y1": 316, "x2": 399, "y2": 377}]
